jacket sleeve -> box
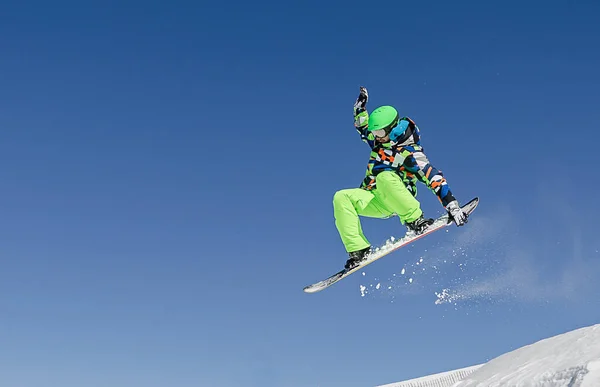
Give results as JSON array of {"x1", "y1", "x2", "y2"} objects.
[
  {"x1": 354, "y1": 107, "x2": 377, "y2": 149},
  {"x1": 401, "y1": 147, "x2": 457, "y2": 207}
]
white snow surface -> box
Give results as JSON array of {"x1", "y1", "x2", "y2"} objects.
[
  {"x1": 379, "y1": 324, "x2": 600, "y2": 387},
  {"x1": 453, "y1": 323, "x2": 600, "y2": 387},
  {"x1": 378, "y1": 365, "x2": 483, "y2": 387}
]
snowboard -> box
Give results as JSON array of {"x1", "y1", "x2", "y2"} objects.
[{"x1": 303, "y1": 197, "x2": 479, "y2": 294}]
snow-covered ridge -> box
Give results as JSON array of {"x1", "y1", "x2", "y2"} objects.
[
  {"x1": 456, "y1": 323, "x2": 600, "y2": 386},
  {"x1": 377, "y1": 365, "x2": 483, "y2": 387},
  {"x1": 378, "y1": 323, "x2": 600, "y2": 387}
]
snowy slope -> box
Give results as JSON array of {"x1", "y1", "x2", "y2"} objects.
[
  {"x1": 454, "y1": 323, "x2": 600, "y2": 387},
  {"x1": 378, "y1": 324, "x2": 600, "y2": 387},
  {"x1": 377, "y1": 365, "x2": 483, "y2": 387}
]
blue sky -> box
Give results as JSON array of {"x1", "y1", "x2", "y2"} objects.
[{"x1": 1, "y1": 1, "x2": 600, "y2": 386}]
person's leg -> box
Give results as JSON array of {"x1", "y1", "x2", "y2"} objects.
[
  {"x1": 333, "y1": 188, "x2": 393, "y2": 253},
  {"x1": 374, "y1": 171, "x2": 423, "y2": 224}
]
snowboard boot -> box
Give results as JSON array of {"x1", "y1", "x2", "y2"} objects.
[
  {"x1": 406, "y1": 215, "x2": 435, "y2": 235},
  {"x1": 344, "y1": 246, "x2": 372, "y2": 270}
]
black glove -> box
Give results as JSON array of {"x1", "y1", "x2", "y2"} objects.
[{"x1": 354, "y1": 86, "x2": 369, "y2": 112}]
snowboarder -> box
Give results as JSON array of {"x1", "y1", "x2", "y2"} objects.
[{"x1": 334, "y1": 86, "x2": 468, "y2": 270}]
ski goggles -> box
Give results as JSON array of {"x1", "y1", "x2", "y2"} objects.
[{"x1": 371, "y1": 115, "x2": 400, "y2": 138}]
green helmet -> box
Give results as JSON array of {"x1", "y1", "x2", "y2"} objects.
[{"x1": 367, "y1": 106, "x2": 400, "y2": 137}]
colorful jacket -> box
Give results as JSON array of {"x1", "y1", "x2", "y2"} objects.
[{"x1": 353, "y1": 108, "x2": 457, "y2": 207}]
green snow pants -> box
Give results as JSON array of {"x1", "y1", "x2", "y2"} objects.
[{"x1": 333, "y1": 171, "x2": 423, "y2": 253}]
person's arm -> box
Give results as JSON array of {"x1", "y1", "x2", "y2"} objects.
[
  {"x1": 353, "y1": 86, "x2": 376, "y2": 148},
  {"x1": 406, "y1": 150, "x2": 456, "y2": 207},
  {"x1": 400, "y1": 146, "x2": 468, "y2": 225}
]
